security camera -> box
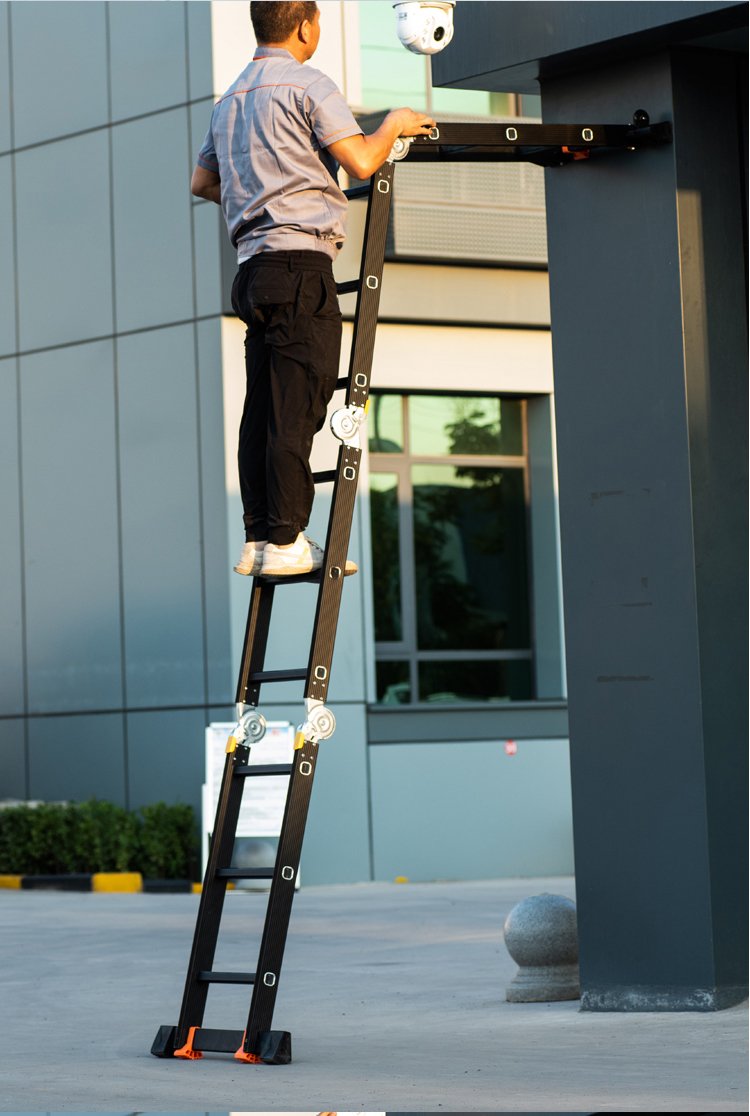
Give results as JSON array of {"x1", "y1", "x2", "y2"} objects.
[{"x1": 392, "y1": 1, "x2": 456, "y2": 56}]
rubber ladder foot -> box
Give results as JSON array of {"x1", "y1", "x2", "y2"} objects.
[
  {"x1": 235, "y1": 1029, "x2": 292, "y2": 1065},
  {"x1": 151, "y1": 1024, "x2": 177, "y2": 1058}
]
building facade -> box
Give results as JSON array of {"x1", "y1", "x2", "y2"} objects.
[{"x1": 0, "y1": 0, "x2": 572, "y2": 884}]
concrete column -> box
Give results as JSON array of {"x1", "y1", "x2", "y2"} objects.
[{"x1": 542, "y1": 48, "x2": 747, "y2": 1009}]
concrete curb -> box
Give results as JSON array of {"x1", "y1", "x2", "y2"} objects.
[{"x1": 0, "y1": 872, "x2": 199, "y2": 893}]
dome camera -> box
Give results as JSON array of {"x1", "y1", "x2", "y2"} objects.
[{"x1": 392, "y1": 1, "x2": 456, "y2": 56}]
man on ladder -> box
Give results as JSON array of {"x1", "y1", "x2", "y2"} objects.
[{"x1": 190, "y1": 1, "x2": 434, "y2": 578}]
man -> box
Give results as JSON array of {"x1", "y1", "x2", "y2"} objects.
[{"x1": 191, "y1": 1, "x2": 435, "y2": 577}]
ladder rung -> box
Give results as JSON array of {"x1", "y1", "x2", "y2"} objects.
[
  {"x1": 198, "y1": 970, "x2": 256, "y2": 985},
  {"x1": 312, "y1": 469, "x2": 337, "y2": 484},
  {"x1": 217, "y1": 867, "x2": 275, "y2": 880},
  {"x1": 344, "y1": 184, "x2": 371, "y2": 200},
  {"x1": 335, "y1": 376, "x2": 348, "y2": 390},
  {"x1": 234, "y1": 763, "x2": 293, "y2": 777},
  {"x1": 192, "y1": 1028, "x2": 245, "y2": 1053},
  {"x1": 248, "y1": 667, "x2": 307, "y2": 683},
  {"x1": 335, "y1": 279, "x2": 359, "y2": 295}
]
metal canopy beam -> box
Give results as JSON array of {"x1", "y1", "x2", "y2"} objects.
[{"x1": 399, "y1": 113, "x2": 672, "y2": 166}]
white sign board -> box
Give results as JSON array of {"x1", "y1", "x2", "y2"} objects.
[{"x1": 202, "y1": 721, "x2": 295, "y2": 876}]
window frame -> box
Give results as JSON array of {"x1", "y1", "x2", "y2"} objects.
[{"x1": 368, "y1": 391, "x2": 535, "y2": 706}]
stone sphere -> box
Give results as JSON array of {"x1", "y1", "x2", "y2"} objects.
[{"x1": 503, "y1": 893, "x2": 579, "y2": 967}]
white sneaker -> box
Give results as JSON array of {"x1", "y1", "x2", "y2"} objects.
[
  {"x1": 260, "y1": 534, "x2": 358, "y2": 578},
  {"x1": 233, "y1": 540, "x2": 267, "y2": 576}
]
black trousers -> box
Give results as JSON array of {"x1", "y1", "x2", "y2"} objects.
[{"x1": 231, "y1": 251, "x2": 343, "y2": 546}]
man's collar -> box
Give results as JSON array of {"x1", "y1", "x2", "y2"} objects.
[{"x1": 253, "y1": 46, "x2": 294, "y2": 60}]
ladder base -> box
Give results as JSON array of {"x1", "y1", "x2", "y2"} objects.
[{"x1": 151, "y1": 1024, "x2": 292, "y2": 1064}]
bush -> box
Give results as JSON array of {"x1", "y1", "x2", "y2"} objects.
[
  {"x1": 0, "y1": 799, "x2": 197, "y2": 878},
  {"x1": 136, "y1": 802, "x2": 197, "y2": 880}
]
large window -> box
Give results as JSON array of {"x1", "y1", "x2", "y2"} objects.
[{"x1": 369, "y1": 394, "x2": 533, "y2": 705}]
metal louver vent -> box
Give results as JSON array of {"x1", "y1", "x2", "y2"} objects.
[{"x1": 390, "y1": 153, "x2": 548, "y2": 265}]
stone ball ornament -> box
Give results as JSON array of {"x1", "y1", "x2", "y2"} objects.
[{"x1": 503, "y1": 892, "x2": 581, "y2": 1002}]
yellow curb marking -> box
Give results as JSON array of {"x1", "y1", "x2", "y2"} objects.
[{"x1": 92, "y1": 872, "x2": 143, "y2": 893}]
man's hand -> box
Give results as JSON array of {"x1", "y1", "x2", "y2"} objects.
[
  {"x1": 327, "y1": 106, "x2": 436, "y2": 180},
  {"x1": 191, "y1": 164, "x2": 221, "y2": 204},
  {"x1": 387, "y1": 106, "x2": 436, "y2": 137}
]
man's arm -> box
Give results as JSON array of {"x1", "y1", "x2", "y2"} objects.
[
  {"x1": 326, "y1": 107, "x2": 436, "y2": 180},
  {"x1": 191, "y1": 164, "x2": 221, "y2": 204}
]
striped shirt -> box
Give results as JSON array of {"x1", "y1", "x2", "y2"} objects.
[{"x1": 197, "y1": 47, "x2": 363, "y2": 262}]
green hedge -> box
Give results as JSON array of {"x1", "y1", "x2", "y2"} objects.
[{"x1": 0, "y1": 800, "x2": 198, "y2": 879}]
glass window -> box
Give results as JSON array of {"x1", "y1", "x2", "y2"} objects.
[
  {"x1": 412, "y1": 464, "x2": 529, "y2": 651},
  {"x1": 418, "y1": 659, "x2": 533, "y2": 703},
  {"x1": 370, "y1": 473, "x2": 402, "y2": 642},
  {"x1": 376, "y1": 661, "x2": 411, "y2": 704},
  {"x1": 369, "y1": 393, "x2": 533, "y2": 706},
  {"x1": 409, "y1": 395, "x2": 523, "y2": 457},
  {"x1": 368, "y1": 394, "x2": 404, "y2": 453}
]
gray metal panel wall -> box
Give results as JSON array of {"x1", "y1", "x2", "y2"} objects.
[
  {"x1": 21, "y1": 340, "x2": 123, "y2": 714},
  {"x1": 126, "y1": 708, "x2": 210, "y2": 819},
  {"x1": 28, "y1": 713, "x2": 126, "y2": 806},
  {"x1": 0, "y1": 718, "x2": 26, "y2": 800},
  {"x1": 2, "y1": 2, "x2": 231, "y2": 825},
  {"x1": 9, "y1": 1, "x2": 109, "y2": 147},
  {"x1": 117, "y1": 324, "x2": 205, "y2": 708},
  {"x1": 0, "y1": 157, "x2": 15, "y2": 354},
  {"x1": 0, "y1": 3, "x2": 10, "y2": 152},
  {"x1": 111, "y1": 109, "x2": 194, "y2": 333},
  {"x1": 108, "y1": 0, "x2": 188, "y2": 121},
  {"x1": 370, "y1": 738, "x2": 573, "y2": 881},
  {"x1": 196, "y1": 319, "x2": 232, "y2": 705},
  {"x1": 0, "y1": 357, "x2": 24, "y2": 717},
  {"x1": 15, "y1": 132, "x2": 114, "y2": 351}
]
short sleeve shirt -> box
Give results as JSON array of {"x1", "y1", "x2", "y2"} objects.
[{"x1": 197, "y1": 47, "x2": 363, "y2": 261}]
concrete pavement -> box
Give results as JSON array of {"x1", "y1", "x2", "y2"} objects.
[{"x1": 1, "y1": 877, "x2": 746, "y2": 1112}]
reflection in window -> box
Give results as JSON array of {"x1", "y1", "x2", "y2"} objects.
[
  {"x1": 409, "y1": 396, "x2": 523, "y2": 457},
  {"x1": 368, "y1": 394, "x2": 404, "y2": 453},
  {"x1": 376, "y1": 660, "x2": 411, "y2": 704},
  {"x1": 412, "y1": 464, "x2": 529, "y2": 651},
  {"x1": 370, "y1": 473, "x2": 402, "y2": 642},
  {"x1": 418, "y1": 659, "x2": 533, "y2": 703}
]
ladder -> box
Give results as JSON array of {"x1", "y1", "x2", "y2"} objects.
[{"x1": 151, "y1": 113, "x2": 671, "y2": 1066}]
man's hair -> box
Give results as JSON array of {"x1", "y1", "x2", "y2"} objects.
[{"x1": 250, "y1": 2, "x2": 318, "y2": 44}]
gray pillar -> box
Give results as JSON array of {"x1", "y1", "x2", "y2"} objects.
[{"x1": 542, "y1": 48, "x2": 747, "y2": 1009}]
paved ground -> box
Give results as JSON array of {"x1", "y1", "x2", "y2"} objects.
[{"x1": 1, "y1": 877, "x2": 746, "y2": 1112}]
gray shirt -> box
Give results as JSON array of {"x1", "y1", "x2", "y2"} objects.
[{"x1": 197, "y1": 47, "x2": 363, "y2": 262}]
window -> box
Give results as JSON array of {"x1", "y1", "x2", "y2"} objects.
[{"x1": 369, "y1": 393, "x2": 533, "y2": 705}]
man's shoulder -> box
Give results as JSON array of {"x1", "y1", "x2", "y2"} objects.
[{"x1": 296, "y1": 62, "x2": 341, "y2": 98}]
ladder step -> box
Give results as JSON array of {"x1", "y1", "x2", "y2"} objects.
[
  {"x1": 247, "y1": 668, "x2": 307, "y2": 683},
  {"x1": 198, "y1": 971, "x2": 256, "y2": 985},
  {"x1": 192, "y1": 1027, "x2": 245, "y2": 1053},
  {"x1": 217, "y1": 868, "x2": 275, "y2": 880},
  {"x1": 312, "y1": 469, "x2": 337, "y2": 484},
  {"x1": 344, "y1": 184, "x2": 370, "y2": 200},
  {"x1": 335, "y1": 279, "x2": 360, "y2": 295},
  {"x1": 234, "y1": 763, "x2": 293, "y2": 777}
]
